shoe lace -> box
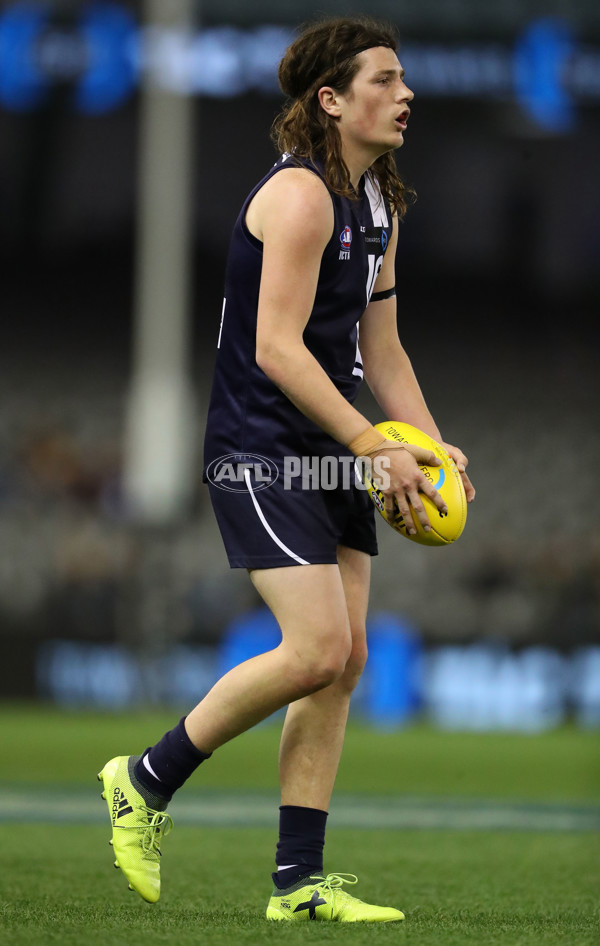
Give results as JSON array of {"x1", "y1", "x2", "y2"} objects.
[
  {"x1": 315, "y1": 873, "x2": 359, "y2": 895},
  {"x1": 137, "y1": 805, "x2": 173, "y2": 857}
]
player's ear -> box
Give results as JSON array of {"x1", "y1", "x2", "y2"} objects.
[{"x1": 318, "y1": 86, "x2": 342, "y2": 118}]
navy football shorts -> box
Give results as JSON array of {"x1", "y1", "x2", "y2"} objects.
[{"x1": 207, "y1": 454, "x2": 378, "y2": 569}]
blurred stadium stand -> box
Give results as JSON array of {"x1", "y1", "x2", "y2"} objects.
[{"x1": 0, "y1": 1, "x2": 598, "y2": 721}]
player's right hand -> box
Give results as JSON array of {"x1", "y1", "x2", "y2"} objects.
[{"x1": 371, "y1": 445, "x2": 448, "y2": 534}]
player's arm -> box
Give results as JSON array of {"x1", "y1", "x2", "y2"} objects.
[
  {"x1": 251, "y1": 168, "x2": 382, "y2": 447},
  {"x1": 250, "y1": 172, "x2": 449, "y2": 534},
  {"x1": 360, "y1": 217, "x2": 475, "y2": 504}
]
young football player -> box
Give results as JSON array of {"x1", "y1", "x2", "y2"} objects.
[{"x1": 98, "y1": 14, "x2": 474, "y2": 922}]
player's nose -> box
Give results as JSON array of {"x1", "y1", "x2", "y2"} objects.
[{"x1": 399, "y1": 82, "x2": 414, "y2": 103}]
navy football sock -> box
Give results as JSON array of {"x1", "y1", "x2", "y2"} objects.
[
  {"x1": 272, "y1": 805, "x2": 328, "y2": 889},
  {"x1": 134, "y1": 716, "x2": 211, "y2": 802}
]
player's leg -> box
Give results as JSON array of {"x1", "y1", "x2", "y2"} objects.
[
  {"x1": 268, "y1": 546, "x2": 368, "y2": 891},
  {"x1": 184, "y1": 561, "x2": 352, "y2": 752},
  {"x1": 98, "y1": 561, "x2": 353, "y2": 902},
  {"x1": 277, "y1": 545, "x2": 370, "y2": 813},
  {"x1": 266, "y1": 545, "x2": 405, "y2": 922}
]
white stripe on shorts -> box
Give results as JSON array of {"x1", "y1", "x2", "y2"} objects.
[{"x1": 244, "y1": 468, "x2": 309, "y2": 565}]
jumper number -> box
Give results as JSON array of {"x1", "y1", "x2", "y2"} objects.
[{"x1": 366, "y1": 254, "x2": 384, "y2": 303}]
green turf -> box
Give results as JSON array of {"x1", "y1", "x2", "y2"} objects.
[
  {"x1": 1, "y1": 825, "x2": 598, "y2": 946},
  {"x1": 1, "y1": 705, "x2": 598, "y2": 800},
  {"x1": 1, "y1": 706, "x2": 599, "y2": 945}
]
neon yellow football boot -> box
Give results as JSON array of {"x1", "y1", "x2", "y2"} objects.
[
  {"x1": 97, "y1": 756, "x2": 173, "y2": 903},
  {"x1": 266, "y1": 872, "x2": 405, "y2": 922}
]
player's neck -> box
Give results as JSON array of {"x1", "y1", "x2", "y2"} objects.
[{"x1": 342, "y1": 141, "x2": 389, "y2": 190}]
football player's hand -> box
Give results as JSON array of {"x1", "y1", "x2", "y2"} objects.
[
  {"x1": 442, "y1": 442, "x2": 476, "y2": 502},
  {"x1": 372, "y1": 445, "x2": 447, "y2": 534}
]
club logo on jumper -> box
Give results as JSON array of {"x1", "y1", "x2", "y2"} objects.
[
  {"x1": 206, "y1": 453, "x2": 279, "y2": 492},
  {"x1": 112, "y1": 788, "x2": 133, "y2": 823},
  {"x1": 364, "y1": 227, "x2": 389, "y2": 253},
  {"x1": 339, "y1": 226, "x2": 352, "y2": 260}
]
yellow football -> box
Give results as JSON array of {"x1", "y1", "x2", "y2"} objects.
[{"x1": 361, "y1": 421, "x2": 467, "y2": 547}]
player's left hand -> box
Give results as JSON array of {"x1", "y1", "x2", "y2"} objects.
[{"x1": 442, "y1": 443, "x2": 476, "y2": 502}]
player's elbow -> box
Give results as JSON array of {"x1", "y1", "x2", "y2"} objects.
[
  {"x1": 255, "y1": 340, "x2": 278, "y2": 378},
  {"x1": 255, "y1": 338, "x2": 294, "y2": 386}
]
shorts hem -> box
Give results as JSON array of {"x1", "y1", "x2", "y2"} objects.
[
  {"x1": 342, "y1": 541, "x2": 379, "y2": 558},
  {"x1": 226, "y1": 542, "x2": 377, "y2": 570},
  {"x1": 227, "y1": 553, "x2": 338, "y2": 570}
]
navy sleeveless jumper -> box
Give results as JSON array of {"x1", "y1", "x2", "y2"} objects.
[{"x1": 203, "y1": 156, "x2": 393, "y2": 568}]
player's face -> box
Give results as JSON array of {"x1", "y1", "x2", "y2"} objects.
[{"x1": 337, "y1": 46, "x2": 414, "y2": 157}]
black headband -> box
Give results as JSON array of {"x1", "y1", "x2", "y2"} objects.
[
  {"x1": 344, "y1": 42, "x2": 394, "y2": 61},
  {"x1": 302, "y1": 42, "x2": 395, "y2": 96}
]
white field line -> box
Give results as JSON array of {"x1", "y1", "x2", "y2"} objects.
[{"x1": 0, "y1": 788, "x2": 598, "y2": 832}]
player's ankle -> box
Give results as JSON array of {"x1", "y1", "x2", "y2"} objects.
[{"x1": 134, "y1": 716, "x2": 212, "y2": 802}]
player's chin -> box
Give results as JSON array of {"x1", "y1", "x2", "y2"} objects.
[{"x1": 378, "y1": 135, "x2": 404, "y2": 156}]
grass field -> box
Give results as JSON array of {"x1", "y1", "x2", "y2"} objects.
[{"x1": 1, "y1": 705, "x2": 598, "y2": 946}]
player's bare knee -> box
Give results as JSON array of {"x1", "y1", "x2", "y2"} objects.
[
  {"x1": 300, "y1": 651, "x2": 349, "y2": 692},
  {"x1": 286, "y1": 636, "x2": 351, "y2": 693}
]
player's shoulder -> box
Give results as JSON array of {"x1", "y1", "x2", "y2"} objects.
[
  {"x1": 248, "y1": 161, "x2": 333, "y2": 243},
  {"x1": 262, "y1": 161, "x2": 331, "y2": 209}
]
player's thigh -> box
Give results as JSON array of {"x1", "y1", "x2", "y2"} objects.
[{"x1": 250, "y1": 562, "x2": 352, "y2": 660}]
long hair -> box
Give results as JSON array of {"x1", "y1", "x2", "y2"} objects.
[{"x1": 271, "y1": 16, "x2": 415, "y2": 218}]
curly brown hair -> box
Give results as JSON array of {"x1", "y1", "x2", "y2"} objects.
[{"x1": 271, "y1": 16, "x2": 415, "y2": 218}]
